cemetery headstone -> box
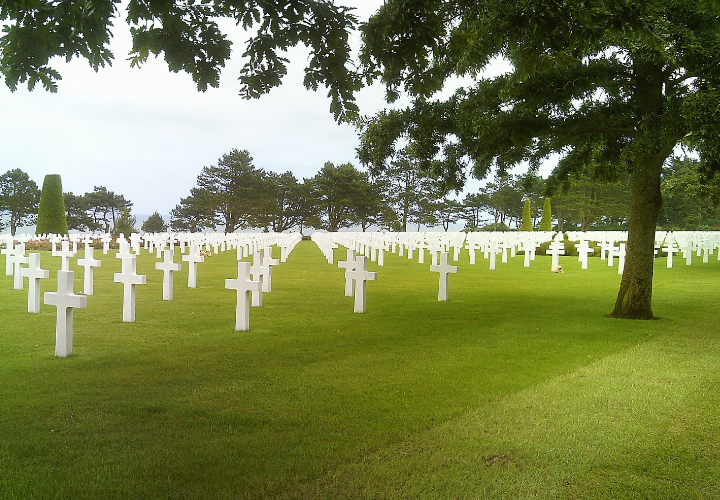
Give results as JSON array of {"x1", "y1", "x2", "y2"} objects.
[
  {"x1": 430, "y1": 252, "x2": 458, "y2": 301},
  {"x1": 344, "y1": 256, "x2": 377, "y2": 313},
  {"x1": 114, "y1": 255, "x2": 147, "y2": 322},
  {"x1": 20, "y1": 253, "x2": 49, "y2": 313},
  {"x1": 225, "y1": 261, "x2": 262, "y2": 331},
  {"x1": 44, "y1": 270, "x2": 87, "y2": 357},
  {"x1": 156, "y1": 248, "x2": 181, "y2": 300},
  {"x1": 77, "y1": 244, "x2": 102, "y2": 295}
]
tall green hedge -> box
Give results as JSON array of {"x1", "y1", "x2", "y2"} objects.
[
  {"x1": 538, "y1": 198, "x2": 553, "y2": 231},
  {"x1": 520, "y1": 199, "x2": 533, "y2": 231},
  {"x1": 36, "y1": 174, "x2": 68, "y2": 235}
]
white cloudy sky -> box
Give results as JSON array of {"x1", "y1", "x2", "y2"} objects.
[{"x1": 1, "y1": 1, "x2": 518, "y2": 217}]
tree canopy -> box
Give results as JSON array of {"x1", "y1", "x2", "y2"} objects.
[
  {"x1": 0, "y1": 0, "x2": 360, "y2": 121},
  {"x1": 0, "y1": 168, "x2": 39, "y2": 235},
  {"x1": 357, "y1": 0, "x2": 720, "y2": 319}
]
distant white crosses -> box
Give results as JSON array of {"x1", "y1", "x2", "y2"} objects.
[
  {"x1": 20, "y1": 253, "x2": 49, "y2": 313},
  {"x1": 77, "y1": 244, "x2": 101, "y2": 295},
  {"x1": 225, "y1": 261, "x2": 262, "y2": 331},
  {"x1": 664, "y1": 235, "x2": 680, "y2": 268},
  {"x1": 156, "y1": 248, "x2": 181, "y2": 300},
  {"x1": 2, "y1": 242, "x2": 15, "y2": 275},
  {"x1": 44, "y1": 270, "x2": 87, "y2": 357},
  {"x1": 250, "y1": 251, "x2": 270, "y2": 306},
  {"x1": 101, "y1": 233, "x2": 112, "y2": 254},
  {"x1": 52, "y1": 240, "x2": 76, "y2": 271},
  {"x1": 430, "y1": 252, "x2": 458, "y2": 301},
  {"x1": 114, "y1": 255, "x2": 146, "y2": 322},
  {"x1": 337, "y1": 248, "x2": 357, "y2": 297},
  {"x1": 344, "y1": 256, "x2": 377, "y2": 313},
  {"x1": 577, "y1": 240, "x2": 594, "y2": 270},
  {"x1": 261, "y1": 247, "x2": 278, "y2": 292},
  {"x1": 10, "y1": 244, "x2": 28, "y2": 290},
  {"x1": 181, "y1": 244, "x2": 204, "y2": 288},
  {"x1": 116, "y1": 238, "x2": 134, "y2": 261}
]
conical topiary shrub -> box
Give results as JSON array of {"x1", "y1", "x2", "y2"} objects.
[
  {"x1": 520, "y1": 199, "x2": 533, "y2": 231},
  {"x1": 538, "y1": 197, "x2": 553, "y2": 231},
  {"x1": 36, "y1": 174, "x2": 68, "y2": 235}
]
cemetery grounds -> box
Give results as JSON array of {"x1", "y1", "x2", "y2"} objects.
[{"x1": 1, "y1": 240, "x2": 719, "y2": 499}]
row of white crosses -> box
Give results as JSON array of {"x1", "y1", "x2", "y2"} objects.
[{"x1": 3, "y1": 231, "x2": 302, "y2": 355}]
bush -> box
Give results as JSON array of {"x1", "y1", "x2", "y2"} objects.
[
  {"x1": 36, "y1": 174, "x2": 68, "y2": 235},
  {"x1": 25, "y1": 239, "x2": 53, "y2": 251}
]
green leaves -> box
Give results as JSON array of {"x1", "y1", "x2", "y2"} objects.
[{"x1": 1, "y1": 0, "x2": 361, "y2": 121}]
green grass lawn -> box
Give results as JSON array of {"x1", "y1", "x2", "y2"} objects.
[{"x1": 1, "y1": 240, "x2": 719, "y2": 499}]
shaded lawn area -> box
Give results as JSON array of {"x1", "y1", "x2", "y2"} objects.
[{"x1": 1, "y1": 240, "x2": 718, "y2": 499}]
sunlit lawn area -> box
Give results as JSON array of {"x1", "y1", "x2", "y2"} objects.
[{"x1": 1, "y1": 240, "x2": 719, "y2": 499}]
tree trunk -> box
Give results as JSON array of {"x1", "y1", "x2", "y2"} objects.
[
  {"x1": 609, "y1": 152, "x2": 664, "y2": 319},
  {"x1": 609, "y1": 58, "x2": 676, "y2": 320}
]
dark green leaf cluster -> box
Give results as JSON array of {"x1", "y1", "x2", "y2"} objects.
[
  {"x1": 1, "y1": 0, "x2": 361, "y2": 121},
  {"x1": 358, "y1": 0, "x2": 720, "y2": 187}
]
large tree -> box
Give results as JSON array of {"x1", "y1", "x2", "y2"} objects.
[
  {"x1": 358, "y1": 0, "x2": 720, "y2": 319},
  {"x1": 258, "y1": 171, "x2": 305, "y2": 233},
  {"x1": 660, "y1": 157, "x2": 720, "y2": 230},
  {"x1": 195, "y1": 149, "x2": 269, "y2": 233},
  {"x1": 170, "y1": 191, "x2": 216, "y2": 233},
  {"x1": 372, "y1": 148, "x2": 443, "y2": 232},
  {"x1": 84, "y1": 186, "x2": 133, "y2": 233},
  {"x1": 308, "y1": 162, "x2": 381, "y2": 232},
  {"x1": 0, "y1": 168, "x2": 39, "y2": 235},
  {"x1": 64, "y1": 192, "x2": 98, "y2": 232},
  {"x1": 0, "y1": 0, "x2": 359, "y2": 121}
]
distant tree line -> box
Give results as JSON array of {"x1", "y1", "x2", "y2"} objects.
[{"x1": 1, "y1": 156, "x2": 718, "y2": 236}]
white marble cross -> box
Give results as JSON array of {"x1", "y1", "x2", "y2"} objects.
[
  {"x1": 261, "y1": 247, "x2": 278, "y2": 292},
  {"x1": 101, "y1": 233, "x2": 112, "y2": 254},
  {"x1": 337, "y1": 248, "x2": 357, "y2": 297},
  {"x1": 488, "y1": 239, "x2": 500, "y2": 270},
  {"x1": 44, "y1": 270, "x2": 87, "y2": 357},
  {"x1": 77, "y1": 243, "x2": 102, "y2": 295},
  {"x1": 10, "y1": 246, "x2": 29, "y2": 290},
  {"x1": 2, "y1": 242, "x2": 18, "y2": 275},
  {"x1": 53, "y1": 240, "x2": 76, "y2": 271},
  {"x1": 181, "y1": 244, "x2": 204, "y2": 288},
  {"x1": 225, "y1": 261, "x2": 262, "y2": 331},
  {"x1": 114, "y1": 255, "x2": 146, "y2": 322},
  {"x1": 249, "y1": 251, "x2": 270, "y2": 306},
  {"x1": 617, "y1": 243, "x2": 627, "y2": 274},
  {"x1": 664, "y1": 238, "x2": 680, "y2": 268},
  {"x1": 345, "y1": 256, "x2": 377, "y2": 313},
  {"x1": 156, "y1": 248, "x2": 181, "y2": 300},
  {"x1": 547, "y1": 240, "x2": 565, "y2": 270},
  {"x1": 116, "y1": 239, "x2": 134, "y2": 261},
  {"x1": 129, "y1": 233, "x2": 142, "y2": 254},
  {"x1": 577, "y1": 240, "x2": 594, "y2": 270},
  {"x1": 20, "y1": 253, "x2": 49, "y2": 313},
  {"x1": 430, "y1": 252, "x2": 458, "y2": 301}
]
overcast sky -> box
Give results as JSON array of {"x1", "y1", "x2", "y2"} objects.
[{"x1": 1, "y1": 1, "x2": 518, "y2": 218}]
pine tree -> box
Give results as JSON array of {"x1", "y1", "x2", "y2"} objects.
[
  {"x1": 112, "y1": 209, "x2": 137, "y2": 237},
  {"x1": 520, "y1": 199, "x2": 533, "y2": 231},
  {"x1": 538, "y1": 198, "x2": 553, "y2": 232},
  {"x1": 141, "y1": 211, "x2": 168, "y2": 233},
  {"x1": 36, "y1": 174, "x2": 68, "y2": 235}
]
